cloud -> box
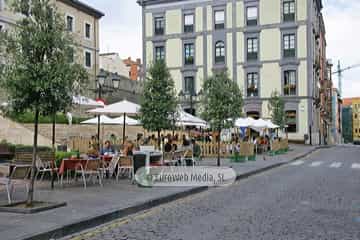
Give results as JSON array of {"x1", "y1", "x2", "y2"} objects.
[{"x1": 323, "y1": 0, "x2": 360, "y2": 97}]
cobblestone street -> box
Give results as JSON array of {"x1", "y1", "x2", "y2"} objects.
[{"x1": 62, "y1": 146, "x2": 360, "y2": 240}]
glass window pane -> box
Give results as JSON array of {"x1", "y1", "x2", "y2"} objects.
[
  {"x1": 185, "y1": 14, "x2": 194, "y2": 25},
  {"x1": 247, "y1": 7, "x2": 257, "y2": 19},
  {"x1": 215, "y1": 10, "x2": 224, "y2": 23}
]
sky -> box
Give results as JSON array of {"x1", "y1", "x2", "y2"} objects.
[{"x1": 83, "y1": 0, "x2": 360, "y2": 98}]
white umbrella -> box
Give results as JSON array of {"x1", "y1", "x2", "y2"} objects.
[
  {"x1": 80, "y1": 115, "x2": 114, "y2": 125},
  {"x1": 175, "y1": 107, "x2": 208, "y2": 127},
  {"x1": 87, "y1": 100, "x2": 141, "y2": 143},
  {"x1": 235, "y1": 117, "x2": 255, "y2": 127},
  {"x1": 73, "y1": 95, "x2": 104, "y2": 108},
  {"x1": 113, "y1": 115, "x2": 140, "y2": 126},
  {"x1": 265, "y1": 120, "x2": 280, "y2": 129}
]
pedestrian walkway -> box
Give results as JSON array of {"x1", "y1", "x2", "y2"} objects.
[
  {"x1": 0, "y1": 144, "x2": 317, "y2": 240},
  {"x1": 289, "y1": 160, "x2": 360, "y2": 170}
]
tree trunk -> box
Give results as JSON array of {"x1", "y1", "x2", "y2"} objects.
[
  {"x1": 217, "y1": 129, "x2": 221, "y2": 166},
  {"x1": 27, "y1": 108, "x2": 39, "y2": 207},
  {"x1": 157, "y1": 130, "x2": 161, "y2": 150},
  {"x1": 52, "y1": 113, "x2": 56, "y2": 150}
]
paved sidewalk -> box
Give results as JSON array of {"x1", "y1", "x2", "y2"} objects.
[{"x1": 0, "y1": 144, "x2": 318, "y2": 240}]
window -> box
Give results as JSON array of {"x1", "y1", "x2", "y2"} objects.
[
  {"x1": 85, "y1": 51, "x2": 91, "y2": 68},
  {"x1": 0, "y1": 0, "x2": 3, "y2": 11},
  {"x1": 284, "y1": 70, "x2": 296, "y2": 95},
  {"x1": 0, "y1": 24, "x2": 3, "y2": 32},
  {"x1": 66, "y1": 15, "x2": 74, "y2": 32},
  {"x1": 247, "y1": 37, "x2": 258, "y2": 61},
  {"x1": 154, "y1": 16, "x2": 165, "y2": 35},
  {"x1": 215, "y1": 41, "x2": 225, "y2": 64},
  {"x1": 184, "y1": 76, "x2": 195, "y2": 95},
  {"x1": 355, "y1": 114, "x2": 358, "y2": 119},
  {"x1": 247, "y1": 6, "x2": 258, "y2": 26},
  {"x1": 247, "y1": 73, "x2": 259, "y2": 97},
  {"x1": 184, "y1": 43, "x2": 194, "y2": 65},
  {"x1": 184, "y1": 14, "x2": 194, "y2": 33},
  {"x1": 283, "y1": 34, "x2": 296, "y2": 58},
  {"x1": 286, "y1": 110, "x2": 297, "y2": 133},
  {"x1": 155, "y1": 46, "x2": 165, "y2": 61},
  {"x1": 283, "y1": 0, "x2": 295, "y2": 22},
  {"x1": 214, "y1": 10, "x2": 225, "y2": 30},
  {"x1": 85, "y1": 23, "x2": 91, "y2": 39}
]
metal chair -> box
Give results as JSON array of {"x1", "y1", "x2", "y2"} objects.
[
  {"x1": 0, "y1": 165, "x2": 30, "y2": 203},
  {"x1": 100, "y1": 155, "x2": 120, "y2": 181},
  {"x1": 35, "y1": 156, "x2": 59, "y2": 181},
  {"x1": 118, "y1": 156, "x2": 134, "y2": 180},
  {"x1": 75, "y1": 160, "x2": 102, "y2": 189}
]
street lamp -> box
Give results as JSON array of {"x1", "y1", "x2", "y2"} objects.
[
  {"x1": 96, "y1": 71, "x2": 107, "y2": 148},
  {"x1": 112, "y1": 73, "x2": 121, "y2": 89},
  {"x1": 178, "y1": 89, "x2": 202, "y2": 116}
]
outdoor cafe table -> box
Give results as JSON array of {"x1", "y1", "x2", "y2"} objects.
[{"x1": 58, "y1": 158, "x2": 89, "y2": 186}]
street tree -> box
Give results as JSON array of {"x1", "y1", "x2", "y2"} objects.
[
  {"x1": 0, "y1": 0, "x2": 88, "y2": 206},
  {"x1": 268, "y1": 90, "x2": 285, "y2": 128},
  {"x1": 140, "y1": 60, "x2": 177, "y2": 149},
  {"x1": 201, "y1": 70, "x2": 243, "y2": 166}
]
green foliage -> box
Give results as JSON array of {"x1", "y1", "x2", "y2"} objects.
[
  {"x1": 0, "y1": 0, "x2": 88, "y2": 116},
  {"x1": 268, "y1": 90, "x2": 285, "y2": 128},
  {"x1": 6, "y1": 111, "x2": 87, "y2": 124},
  {"x1": 140, "y1": 60, "x2": 177, "y2": 132},
  {"x1": 55, "y1": 151, "x2": 78, "y2": 167},
  {"x1": 201, "y1": 70, "x2": 243, "y2": 131}
]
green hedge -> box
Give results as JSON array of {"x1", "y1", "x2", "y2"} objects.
[
  {"x1": 6, "y1": 111, "x2": 88, "y2": 124},
  {"x1": 55, "y1": 151, "x2": 78, "y2": 167}
]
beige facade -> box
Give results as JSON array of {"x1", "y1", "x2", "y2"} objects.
[
  {"x1": 99, "y1": 53, "x2": 131, "y2": 79},
  {"x1": 0, "y1": 0, "x2": 104, "y2": 98},
  {"x1": 140, "y1": 0, "x2": 325, "y2": 144}
]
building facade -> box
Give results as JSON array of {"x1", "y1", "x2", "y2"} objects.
[
  {"x1": 341, "y1": 106, "x2": 352, "y2": 144},
  {"x1": 0, "y1": 0, "x2": 104, "y2": 98},
  {"x1": 138, "y1": 0, "x2": 326, "y2": 144},
  {"x1": 330, "y1": 88, "x2": 342, "y2": 144},
  {"x1": 100, "y1": 53, "x2": 133, "y2": 79},
  {"x1": 343, "y1": 97, "x2": 360, "y2": 144},
  {"x1": 123, "y1": 57, "x2": 143, "y2": 81}
]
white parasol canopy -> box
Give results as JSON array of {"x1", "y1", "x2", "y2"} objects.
[
  {"x1": 264, "y1": 120, "x2": 280, "y2": 129},
  {"x1": 80, "y1": 115, "x2": 114, "y2": 125},
  {"x1": 73, "y1": 95, "x2": 104, "y2": 108},
  {"x1": 234, "y1": 117, "x2": 256, "y2": 127},
  {"x1": 176, "y1": 107, "x2": 208, "y2": 127},
  {"x1": 112, "y1": 115, "x2": 140, "y2": 126},
  {"x1": 87, "y1": 99, "x2": 140, "y2": 116},
  {"x1": 87, "y1": 100, "x2": 141, "y2": 143}
]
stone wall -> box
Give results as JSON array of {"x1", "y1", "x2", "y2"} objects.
[{"x1": 22, "y1": 123, "x2": 145, "y2": 144}]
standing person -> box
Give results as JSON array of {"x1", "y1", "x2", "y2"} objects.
[
  {"x1": 164, "y1": 138, "x2": 173, "y2": 153},
  {"x1": 110, "y1": 134, "x2": 117, "y2": 145},
  {"x1": 192, "y1": 139, "x2": 201, "y2": 160}
]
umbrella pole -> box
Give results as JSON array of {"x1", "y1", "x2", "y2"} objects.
[
  {"x1": 97, "y1": 115, "x2": 101, "y2": 149},
  {"x1": 123, "y1": 113, "x2": 126, "y2": 144}
]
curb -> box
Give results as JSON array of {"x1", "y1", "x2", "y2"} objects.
[{"x1": 21, "y1": 146, "x2": 323, "y2": 240}]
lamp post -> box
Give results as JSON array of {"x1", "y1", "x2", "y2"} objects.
[
  {"x1": 178, "y1": 89, "x2": 203, "y2": 115},
  {"x1": 96, "y1": 71, "x2": 107, "y2": 148}
]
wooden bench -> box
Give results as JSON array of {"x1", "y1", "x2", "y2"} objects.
[{"x1": 13, "y1": 151, "x2": 55, "y2": 165}]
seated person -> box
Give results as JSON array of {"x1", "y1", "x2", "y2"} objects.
[
  {"x1": 123, "y1": 140, "x2": 134, "y2": 156},
  {"x1": 164, "y1": 139, "x2": 173, "y2": 153},
  {"x1": 100, "y1": 140, "x2": 115, "y2": 156}
]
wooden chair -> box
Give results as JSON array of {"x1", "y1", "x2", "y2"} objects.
[
  {"x1": 182, "y1": 149, "x2": 195, "y2": 166},
  {"x1": 118, "y1": 156, "x2": 133, "y2": 179}
]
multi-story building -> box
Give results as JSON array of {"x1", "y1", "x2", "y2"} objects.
[
  {"x1": 341, "y1": 105, "x2": 352, "y2": 144},
  {"x1": 138, "y1": 0, "x2": 326, "y2": 144},
  {"x1": 100, "y1": 53, "x2": 133, "y2": 78},
  {"x1": 123, "y1": 57, "x2": 143, "y2": 81},
  {"x1": 0, "y1": 0, "x2": 104, "y2": 98},
  {"x1": 319, "y1": 59, "x2": 333, "y2": 144},
  {"x1": 330, "y1": 88, "x2": 342, "y2": 144},
  {"x1": 343, "y1": 97, "x2": 360, "y2": 144}
]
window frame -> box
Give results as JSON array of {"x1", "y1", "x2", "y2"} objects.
[
  {"x1": 214, "y1": 9, "x2": 225, "y2": 30},
  {"x1": 184, "y1": 76, "x2": 195, "y2": 95},
  {"x1": 246, "y1": 72, "x2": 259, "y2": 97},
  {"x1": 154, "y1": 16, "x2": 165, "y2": 36},
  {"x1": 247, "y1": 37, "x2": 258, "y2": 61},
  {"x1": 154, "y1": 45, "x2": 165, "y2": 61},
  {"x1": 283, "y1": 0, "x2": 296, "y2": 22},
  {"x1": 84, "y1": 50, "x2": 92, "y2": 68},
  {"x1": 246, "y1": 6, "x2": 258, "y2": 26},
  {"x1": 282, "y1": 33, "x2": 296, "y2": 58},
  {"x1": 84, "y1": 21, "x2": 92, "y2": 40},
  {"x1": 65, "y1": 14, "x2": 75, "y2": 32},
  {"x1": 183, "y1": 12, "x2": 195, "y2": 33},
  {"x1": 283, "y1": 70, "x2": 297, "y2": 96},
  {"x1": 214, "y1": 41, "x2": 225, "y2": 64},
  {"x1": 184, "y1": 42, "x2": 195, "y2": 65}
]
